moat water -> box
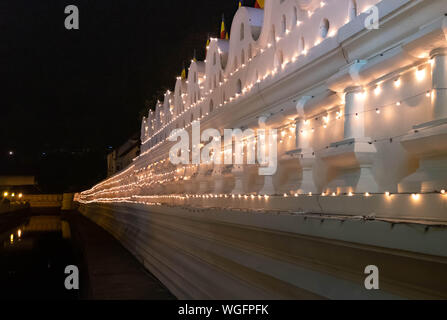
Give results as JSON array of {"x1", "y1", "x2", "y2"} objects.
[{"x1": 0, "y1": 211, "x2": 79, "y2": 300}]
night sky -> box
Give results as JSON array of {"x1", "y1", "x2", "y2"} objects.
[{"x1": 0, "y1": 0, "x2": 256, "y2": 192}]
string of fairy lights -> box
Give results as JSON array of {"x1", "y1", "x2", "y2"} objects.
[
  {"x1": 81, "y1": 81, "x2": 442, "y2": 201},
  {"x1": 81, "y1": 104, "x2": 446, "y2": 202},
  {"x1": 79, "y1": 189, "x2": 447, "y2": 207},
  {"x1": 80, "y1": 4, "x2": 446, "y2": 206},
  {"x1": 139, "y1": 1, "x2": 352, "y2": 156},
  {"x1": 134, "y1": 62, "x2": 435, "y2": 169},
  {"x1": 80, "y1": 74, "x2": 445, "y2": 204},
  {"x1": 139, "y1": 41, "x2": 434, "y2": 164}
]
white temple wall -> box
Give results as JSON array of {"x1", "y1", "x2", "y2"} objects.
[
  {"x1": 76, "y1": 0, "x2": 447, "y2": 299},
  {"x1": 82, "y1": 0, "x2": 447, "y2": 216}
]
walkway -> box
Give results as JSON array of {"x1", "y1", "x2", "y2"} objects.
[{"x1": 64, "y1": 211, "x2": 176, "y2": 300}]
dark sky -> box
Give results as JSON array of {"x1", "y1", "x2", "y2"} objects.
[{"x1": 0, "y1": 0, "x2": 255, "y2": 192}]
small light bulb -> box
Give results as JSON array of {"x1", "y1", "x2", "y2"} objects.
[
  {"x1": 416, "y1": 68, "x2": 426, "y2": 81},
  {"x1": 374, "y1": 85, "x2": 381, "y2": 96}
]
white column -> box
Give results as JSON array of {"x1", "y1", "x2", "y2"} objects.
[
  {"x1": 259, "y1": 175, "x2": 275, "y2": 195},
  {"x1": 296, "y1": 119, "x2": 309, "y2": 148},
  {"x1": 295, "y1": 118, "x2": 318, "y2": 194},
  {"x1": 231, "y1": 164, "x2": 245, "y2": 195},
  {"x1": 213, "y1": 150, "x2": 225, "y2": 194},
  {"x1": 213, "y1": 167, "x2": 225, "y2": 194},
  {"x1": 431, "y1": 48, "x2": 447, "y2": 120},
  {"x1": 257, "y1": 114, "x2": 276, "y2": 195},
  {"x1": 344, "y1": 86, "x2": 366, "y2": 140}
]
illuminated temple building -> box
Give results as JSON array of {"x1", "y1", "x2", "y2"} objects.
[{"x1": 77, "y1": 0, "x2": 447, "y2": 299}]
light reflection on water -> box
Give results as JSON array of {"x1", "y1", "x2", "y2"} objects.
[{"x1": 0, "y1": 216, "x2": 78, "y2": 300}]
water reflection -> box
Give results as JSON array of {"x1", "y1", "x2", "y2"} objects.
[{"x1": 0, "y1": 215, "x2": 78, "y2": 300}]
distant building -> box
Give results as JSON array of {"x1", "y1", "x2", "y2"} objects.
[
  {"x1": 0, "y1": 176, "x2": 36, "y2": 188},
  {"x1": 107, "y1": 135, "x2": 140, "y2": 177},
  {"x1": 0, "y1": 175, "x2": 38, "y2": 192}
]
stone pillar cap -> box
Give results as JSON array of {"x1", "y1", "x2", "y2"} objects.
[
  {"x1": 430, "y1": 47, "x2": 447, "y2": 58},
  {"x1": 344, "y1": 86, "x2": 364, "y2": 94}
]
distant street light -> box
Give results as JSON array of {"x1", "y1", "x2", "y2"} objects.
[{"x1": 8, "y1": 151, "x2": 14, "y2": 156}]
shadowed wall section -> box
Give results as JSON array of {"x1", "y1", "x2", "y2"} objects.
[{"x1": 79, "y1": 202, "x2": 447, "y2": 300}]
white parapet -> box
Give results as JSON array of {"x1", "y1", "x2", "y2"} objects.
[{"x1": 81, "y1": 0, "x2": 447, "y2": 223}]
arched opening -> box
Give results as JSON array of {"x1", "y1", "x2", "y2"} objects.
[
  {"x1": 236, "y1": 79, "x2": 242, "y2": 94},
  {"x1": 248, "y1": 43, "x2": 252, "y2": 59},
  {"x1": 275, "y1": 50, "x2": 284, "y2": 69},
  {"x1": 209, "y1": 100, "x2": 214, "y2": 113},
  {"x1": 320, "y1": 19, "x2": 330, "y2": 38},
  {"x1": 241, "y1": 49, "x2": 245, "y2": 65},
  {"x1": 282, "y1": 15, "x2": 287, "y2": 34},
  {"x1": 240, "y1": 23, "x2": 245, "y2": 41},
  {"x1": 349, "y1": 0, "x2": 358, "y2": 22},
  {"x1": 271, "y1": 25, "x2": 276, "y2": 44},
  {"x1": 299, "y1": 36, "x2": 305, "y2": 54},
  {"x1": 293, "y1": 7, "x2": 298, "y2": 26}
]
